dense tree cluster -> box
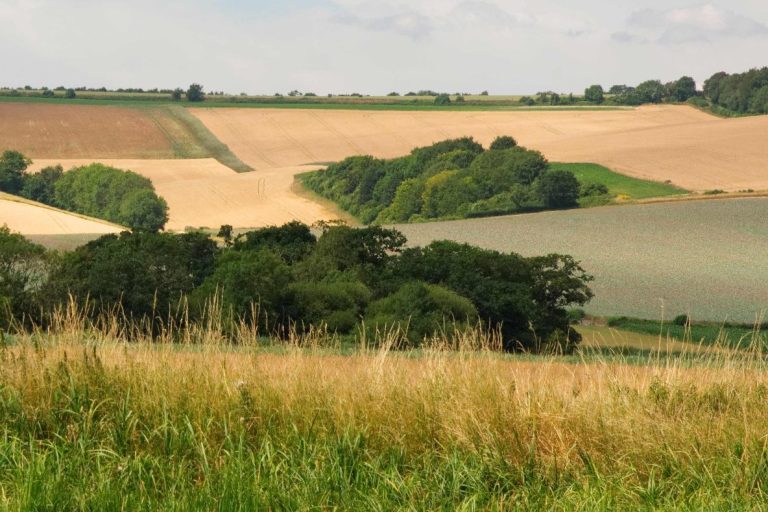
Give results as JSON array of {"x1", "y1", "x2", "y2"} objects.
[
  {"x1": 0, "y1": 151, "x2": 169, "y2": 231},
  {"x1": 703, "y1": 67, "x2": 768, "y2": 114},
  {"x1": 302, "y1": 137, "x2": 585, "y2": 224},
  {"x1": 593, "y1": 76, "x2": 698, "y2": 106},
  {"x1": 0, "y1": 223, "x2": 593, "y2": 353}
]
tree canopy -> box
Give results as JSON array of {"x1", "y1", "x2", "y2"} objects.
[{"x1": 302, "y1": 137, "x2": 581, "y2": 224}]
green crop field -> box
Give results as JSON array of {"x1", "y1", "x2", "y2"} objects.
[
  {"x1": 552, "y1": 162, "x2": 688, "y2": 200},
  {"x1": 0, "y1": 94, "x2": 630, "y2": 112},
  {"x1": 395, "y1": 197, "x2": 768, "y2": 323}
]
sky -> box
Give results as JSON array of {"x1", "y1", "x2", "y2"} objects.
[{"x1": 1, "y1": 0, "x2": 767, "y2": 95}]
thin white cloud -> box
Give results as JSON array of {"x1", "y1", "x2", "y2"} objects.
[
  {"x1": 618, "y1": 4, "x2": 768, "y2": 44},
  {"x1": 333, "y1": 10, "x2": 436, "y2": 39}
]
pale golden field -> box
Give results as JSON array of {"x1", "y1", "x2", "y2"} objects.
[
  {"x1": 28, "y1": 158, "x2": 333, "y2": 231},
  {"x1": 0, "y1": 192, "x2": 123, "y2": 235},
  {"x1": 6, "y1": 103, "x2": 768, "y2": 235},
  {"x1": 192, "y1": 105, "x2": 768, "y2": 191}
]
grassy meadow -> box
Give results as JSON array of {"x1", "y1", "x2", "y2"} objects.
[
  {"x1": 550, "y1": 162, "x2": 688, "y2": 201},
  {"x1": 1, "y1": 310, "x2": 768, "y2": 510}
]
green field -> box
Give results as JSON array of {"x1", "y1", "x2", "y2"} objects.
[
  {"x1": 395, "y1": 197, "x2": 768, "y2": 323},
  {"x1": 551, "y1": 162, "x2": 688, "y2": 200},
  {"x1": 605, "y1": 317, "x2": 767, "y2": 348},
  {"x1": 0, "y1": 94, "x2": 630, "y2": 112}
]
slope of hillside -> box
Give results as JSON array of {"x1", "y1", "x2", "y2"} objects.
[
  {"x1": 192, "y1": 105, "x2": 768, "y2": 192},
  {"x1": 0, "y1": 192, "x2": 124, "y2": 235},
  {"x1": 29, "y1": 159, "x2": 336, "y2": 231}
]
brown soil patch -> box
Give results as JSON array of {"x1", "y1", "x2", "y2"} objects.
[
  {"x1": 0, "y1": 103, "x2": 173, "y2": 159},
  {"x1": 191, "y1": 105, "x2": 768, "y2": 192}
]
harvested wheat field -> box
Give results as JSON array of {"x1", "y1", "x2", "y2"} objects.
[
  {"x1": 0, "y1": 192, "x2": 123, "y2": 235},
  {"x1": 192, "y1": 105, "x2": 768, "y2": 191},
  {"x1": 30, "y1": 158, "x2": 336, "y2": 231}
]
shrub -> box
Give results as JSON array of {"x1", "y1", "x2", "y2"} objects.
[
  {"x1": 54, "y1": 163, "x2": 169, "y2": 231},
  {"x1": 0, "y1": 150, "x2": 31, "y2": 194},
  {"x1": 434, "y1": 94, "x2": 451, "y2": 106},
  {"x1": 20, "y1": 165, "x2": 63, "y2": 204},
  {"x1": 365, "y1": 281, "x2": 478, "y2": 347},
  {"x1": 536, "y1": 169, "x2": 580, "y2": 208},
  {"x1": 186, "y1": 83, "x2": 205, "y2": 102},
  {"x1": 489, "y1": 135, "x2": 517, "y2": 151},
  {"x1": 64, "y1": 89, "x2": 76, "y2": 99}
]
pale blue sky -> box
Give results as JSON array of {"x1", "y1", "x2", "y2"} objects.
[{"x1": 1, "y1": 0, "x2": 767, "y2": 94}]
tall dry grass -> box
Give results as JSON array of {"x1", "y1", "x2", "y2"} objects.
[{"x1": 1, "y1": 305, "x2": 768, "y2": 509}]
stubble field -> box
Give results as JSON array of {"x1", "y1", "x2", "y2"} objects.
[{"x1": 192, "y1": 105, "x2": 768, "y2": 191}]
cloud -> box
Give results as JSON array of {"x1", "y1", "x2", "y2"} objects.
[
  {"x1": 449, "y1": 1, "x2": 534, "y2": 29},
  {"x1": 333, "y1": 8, "x2": 436, "y2": 39},
  {"x1": 617, "y1": 4, "x2": 768, "y2": 44}
]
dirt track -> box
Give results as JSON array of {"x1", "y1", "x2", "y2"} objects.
[{"x1": 192, "y1": 105, "x2": 768, "y2": 192}]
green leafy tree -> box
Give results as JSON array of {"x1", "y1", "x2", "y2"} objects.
[
  {"x1": 434, "y1": 93, "x2": 451, "y2": 106},
  {"x1": 186, "y1": 83, "x2": 205, "y2": 102},
  {"x1": 584, "y1": 84, "x2": 604, "y2": 104},
  {"x1": 393, "y1": 241, "x2": 592, "y2": 352},
  {"x1": 118, "y1": 189, "x2": 169, "y2": 232},
  {"x1": 0, "y1": 150, "x2": 31, "y2": 194},
  {"x1": 20, "y1": 165, "x2": 63, "y2": 204},
  {"x1": 190, "y1": 249, "x2": 292, "y2": 328},
  {"x1": 635, "y1": 80, "x2": 665, "y2": 104},
  {"x1": 377, "y1": 178, "x2": 425, "y2": 222},
  {"x1": 0, "y1": 227, "x2": 49, "y2": 329},
  {"x1": 64, "y1": 89, "x2": 76, "y2": 99},
  {"x1": 50, "y1": 231, "x2": 218, "y2": 321},
  {"x1": 54, "y1": 163, "x2": 169, "y2": 231},
  {"x1": 536, "y1": 169, "x2": 580, "y2": 208},
  {"x1": 366, "y1": 281, "x2": 478, "y2": 347},
  {"x1": 667, "y1": 76, "x2": 697, "y2": 102},
  {"x1": 289, "y1": 280, "x2": 371, "y2": 334},
  {"x1": 233, "y1": 221, "x2": 316, "y2": 263},
  {"x1": 421, "y1": 170, "x2": 479, "y2": 218},
  {"x1": 489, "y1": 135, "x2": 517, "y2": 150}
]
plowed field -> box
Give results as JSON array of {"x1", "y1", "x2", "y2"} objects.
[{"x1": 395, "y1": 198, "x2": 768, "y2": 323}]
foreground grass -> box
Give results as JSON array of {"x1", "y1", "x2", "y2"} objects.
[
  {"x1": 1, "y1": 319, "x2": 768, "y2": 510},
  {"x1": 551, "y1": 162, "x2": 688, "y2": 201}
]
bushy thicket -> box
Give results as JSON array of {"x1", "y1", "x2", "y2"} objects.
[
  {"x1": 586, "y1": 76, "x2": 698, "y2": 106},
  {"x1": 302, "y1": 137, "x2": 585, "y2": 223},
  {"x1": 0, "y1": 151, "x2": 169, "y2": 231},
  {"x1": 1, "y1": 222, "x2": 593, "y2": 352},
  {"x1": 703, "y1": 67, "x2": 768, "y2": 115}
]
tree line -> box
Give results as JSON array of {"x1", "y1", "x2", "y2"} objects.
[
  {"x1": 0, "y1": 222, "x2": 593, "y2": 353},
  {"x1": 0, "y1": 151, "x2": 169, "y2": 231},
  {"x1": 301, "y1": 136, "x2": 599, "y2": 224},
  {"x1": 703, "y1": 67, "x2": 768, "y2": 115}
]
